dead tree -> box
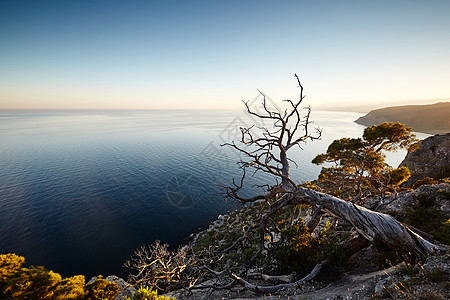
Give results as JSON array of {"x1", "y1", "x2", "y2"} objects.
[
  {"x1": 124, "y1": 241, "x2": 206, "y2": 293},
  {"x1": 208, "y1": 74, "x2": 442, "y2": 294},
  {"x1": 223, "y1": 73, "x2": 320, "y2": 192}
]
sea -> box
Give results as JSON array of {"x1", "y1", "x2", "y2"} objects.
[{"x1": 0, "y1": 108, "x2": 430, "y2": 279}]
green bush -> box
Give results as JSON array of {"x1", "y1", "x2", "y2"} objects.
[
  {"x1": 405, "y1": 194, "x2": 444, "y2": 234},
  {"x1": 425, "y1": 269, "x2": 444, "y2": 283},
  {"x1": 439, "y1": 189, "x2": 450, "y2": 200},
  {"x1": 432, "y1": 219, "x2": 450, "y2": 245},
  {"x1": 376, "y1": 250, "x2": 402, "y2": 268},
  {"x1": 274, "y1": 219, "x2": 346, "y2": 278}
]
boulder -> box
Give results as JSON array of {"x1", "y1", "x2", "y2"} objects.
[{"x1": 400, "y1": 133, "x2": 450, "y2": 186}]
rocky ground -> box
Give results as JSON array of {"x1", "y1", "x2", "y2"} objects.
[
  {"x1": 162, "y1": 251, "x2": 450, "y2": 300},
  {"x1": 107, "y1": 182, "x2": 450, "y2": 299}
]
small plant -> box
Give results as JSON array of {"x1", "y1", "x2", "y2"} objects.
[
  {"x1": 125, "y1": 286, "x2": 174, "y2": 300},
  {"x1": 412, "y1": 177, "x2": 437, "y2": 189},
  {"x1": 399, "y1": 263, "x2": 418, "y2": 277},
  {"x1": 425, "y1": 269, "x2": 444, "y2": 283}
]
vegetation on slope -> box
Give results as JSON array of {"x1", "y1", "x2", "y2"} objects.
[{"x1": 0, "y1": 253, "x2": 172, "y2": 300}]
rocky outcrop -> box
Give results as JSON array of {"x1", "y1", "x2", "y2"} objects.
[
  {"x1": 400, "y1": 133, "x2": 450, "y2": 186},
  {"x1": 355, "y1": 102, "x2": 450, "y2": 134},
  {"x1": 364, "y1": 183, "x2": 450, "y2": 218}
]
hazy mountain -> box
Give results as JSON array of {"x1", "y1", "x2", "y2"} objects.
[
  {"x1": 355, "y1": 102, "x2": 450, "y2": 134},
  {"x1": 315, "y1": 98, "x2": 450, "y2": 113}
]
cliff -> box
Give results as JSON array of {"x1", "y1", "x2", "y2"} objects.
[
  {"x1": 400, "y1": 133, "x2": 450, "y2": 186},
  {"x1": 355, "y1": 102, "x2": 450, "y2": 134}
]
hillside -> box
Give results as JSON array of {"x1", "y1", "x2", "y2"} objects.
[{"x1": 355, "y1": 102, "x2": 450, "y2": 134}]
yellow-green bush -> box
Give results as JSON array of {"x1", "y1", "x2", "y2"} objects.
[
  {"x1": 0, "y1": 253, "x2": 119, "y2": 300},
  {"x1": 125, "y1": 286, "x2": 173, "y2": 300},
  {"x1": 84, "y1": 275, "x2": 120, "y2": 300},
  {"x1": 412, "y1": 177, "x2": 437, "y2": 189}
]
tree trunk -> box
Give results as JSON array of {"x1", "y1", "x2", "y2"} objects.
[
  {"x1": 280, "y1": 150, "x2": 291, "y2": 190},
  {"x1": 296, "y1": 187, "x2": 440, "y2": 258}
]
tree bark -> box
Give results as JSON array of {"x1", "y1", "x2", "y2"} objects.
[{"x1": 296, "y1": 187, "x2": 440, "y2": 257}]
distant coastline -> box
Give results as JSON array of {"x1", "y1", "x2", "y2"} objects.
[
  {"x1": 355, "y1": 102, "x2": 450, "y2": 134},
  {"x1": 314, "y1": 98, "x2": 450, "y2": 113}
]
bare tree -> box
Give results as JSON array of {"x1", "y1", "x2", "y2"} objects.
[
  {"x1": 223, "y1": 74, "x2": 321, "y2": 193},
  {"x1": 124, "y1": 241, "x2": 206, "y2": 293}
]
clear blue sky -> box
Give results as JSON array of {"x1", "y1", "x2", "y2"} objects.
[{"x1": 1, "y1": 0, "x2": 449, "y2": 109}]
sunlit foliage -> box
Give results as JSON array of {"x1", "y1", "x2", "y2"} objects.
[
  {"x1": 312, "y1": 122, "x2": 418, "y2": 199},
  {"x1": 0, "y1": 253, "x2": 119, "y2": 300},
  {"x1": 124, "y1": 286, "x2": 173, "y2": 300}
]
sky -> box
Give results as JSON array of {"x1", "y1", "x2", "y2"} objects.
[{"x1": 1, "y1": 0, "x2": 449, "y2": 110}]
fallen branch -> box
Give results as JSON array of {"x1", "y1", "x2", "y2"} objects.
[
  {"x1": 247, "y1": 272, "x2": 295, "y2": 283},
  {"x1": 231, "y1": 259, "x2": 327, "y2": 294}
]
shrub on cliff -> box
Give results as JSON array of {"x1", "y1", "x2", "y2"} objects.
[
  {"x1": 274, "y1": 218, "x2": 346, "y2": 279},
  {"x1": 0, "y1": 253, "x2": 119, "y2": 300},
  {"x1": 124, "y1": 286, "x2": 173, "y2": 300}
]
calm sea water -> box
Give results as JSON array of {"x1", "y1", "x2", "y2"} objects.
[{"x1": 0, "y1": 109, "x2": 429, "y2": 278}]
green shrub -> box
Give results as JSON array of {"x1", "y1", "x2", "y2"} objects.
[
  {"x1": 274, "y1": 219, "x2": 346, "y2": 278},
  {"x1": 432, "y1": 219, "x2": 450, "y2": 245},
  {"x1": 439, "y1": 189, "x2": 450, "y2": 200},
  {"x1": 405, "y1": 194, "x2": 444, "y2": 234},
  {"x1": 399, "y1": 263, "x2": 418, "y2": 277},
  {"x1": 376, "y1": 250, "x2": 401, "y2": 268},
  {"x1": 425, "y1": 269, "x2": 444, "y2": 283}
]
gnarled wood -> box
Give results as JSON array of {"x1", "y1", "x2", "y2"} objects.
[
  {"x1": 297, "y1": 187, "x2": 440, "y2": 257},
  {"x1": 231, "y1": 259, "x2": 327, "y2": 294}
]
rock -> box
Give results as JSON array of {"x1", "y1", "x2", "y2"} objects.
[
  {"x1": 363, "y1": 183, "x2": 450, "y2": 218},
  {"x1": 374, "y1": 276, "x2": 391, "y2": 296},
  {"x1": 400, "y1": 133, "x2": 450, "y2": 186}
]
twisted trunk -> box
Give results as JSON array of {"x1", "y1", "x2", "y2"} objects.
[
  {"x1": 296, "y1": 187, "x2": 440, "y2": 257},
  {"x1": 280, "y1": 149, "x2": 291, "y2": 190}
]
